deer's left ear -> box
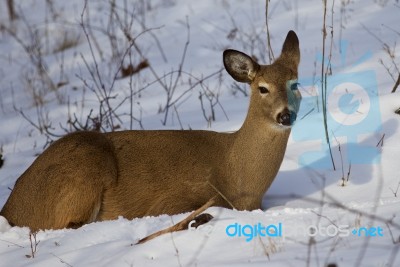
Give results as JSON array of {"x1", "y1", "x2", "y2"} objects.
[
  {"x1": 223, "y1": 49, "x2": 260, "y2": 83},
  {"x1": 279, "y1": 30, "x2": 300, "y2": 69}
]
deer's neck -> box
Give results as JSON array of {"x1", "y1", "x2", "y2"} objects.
[{"x1": 225, "y1": 115, "x2": 291, "y2": 209}]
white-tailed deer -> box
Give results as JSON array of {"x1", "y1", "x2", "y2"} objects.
[{"x1": 1, "y1": 31, "x2": 301, "y2": 231}]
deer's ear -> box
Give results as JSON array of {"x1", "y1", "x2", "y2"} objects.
[
  {"x1": 223, "y1": 50, "x2": 259, "y2": 83},
  {"x1": 279, "y1": 30, "x2": 300, "y2": 68}
]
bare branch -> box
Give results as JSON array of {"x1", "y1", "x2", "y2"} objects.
[{"x1": 137, "y1": 198, "x2": 215, "y2": 244}]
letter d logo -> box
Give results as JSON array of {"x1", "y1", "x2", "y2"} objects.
[{"x1": 226, "y1": 223, "x2": 238, "y2": 237}]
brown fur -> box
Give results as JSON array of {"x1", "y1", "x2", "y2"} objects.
[{"x1": 0, "y1": 31, "x2": 301, "y2": 231}]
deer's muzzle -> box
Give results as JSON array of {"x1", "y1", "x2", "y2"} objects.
[
  {"x1": 284, "y1": 80, "x2": 302, "y2": 126},
  {"x1": 277, "y1": 110, "x2": 297, "y2": 126}
]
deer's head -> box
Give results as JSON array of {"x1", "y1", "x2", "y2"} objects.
[{"x1": 223, "y1": 30, "x2": 301, "y2": 129}]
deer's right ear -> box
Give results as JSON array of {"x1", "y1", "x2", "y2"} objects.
[{"x1": 223, "y1": 50, "x2": 259, "y2": 83}]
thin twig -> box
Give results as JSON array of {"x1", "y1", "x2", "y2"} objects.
[
  {"x1": 50, "y1": 253, "x2": 74, "y2": 267},
  {"x1": 376, "y1": 133, "x2": 385, "y2": 147},
  {"x1": 137, "y1": 198, "x2": 215, "y2": 244},
  {"x1": 346, "y1": 162, "x2": 352, "y2": 182},
  {"x1": 321, "y1": 0, "x2": 336, "y2": 171},
  {"x1": 392, "y1": 73, "x2": 400, "y2": 93},
  {"x1": 0, "y1": 239, "x2": 24, "y2": 248},
  {"x1": 265, "y1": 0, "x2": 275, "y2": 63},
  {"x1": 162, "y1": 16, "x2": 191, "y2": 125},
  {"x1": 173, "y1": 105, "x2": 184, "y2": 130},
  {"x1": 26, "y1": 232, "x2": 39, "y2": 258},
  {"x1": 207, "y1": 181, "x2": 236, "y2": 209},
  {"x1": 332, "y1": 132, "x2": 345, "y2": 186},
  {"x1": 389, "y1": 181, "x2": 400, "y2": 197}
]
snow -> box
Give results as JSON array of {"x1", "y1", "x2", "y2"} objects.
[{"x1": 0, "y1": 0, "x2": 400, "y2": 266}]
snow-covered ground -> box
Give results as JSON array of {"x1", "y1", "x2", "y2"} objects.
[{"x1": 0, "y1": 0, "x2": 399, "y2": 266}]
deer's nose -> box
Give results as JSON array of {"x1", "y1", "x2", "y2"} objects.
[{"x1": 278, "y1": 110, "x2": 296, "y2": 126}]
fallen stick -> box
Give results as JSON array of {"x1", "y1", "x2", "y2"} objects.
[{"x1": 137, "y1": 197, "x2": 215, "y2": 244}]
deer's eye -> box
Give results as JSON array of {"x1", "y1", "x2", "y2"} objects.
[
  {"x1": 258, "y1": 86, "x2": 269, "y2": 94},
  {"x1": 290, "y1": 82, "x2": 299, "y2": 91}
]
